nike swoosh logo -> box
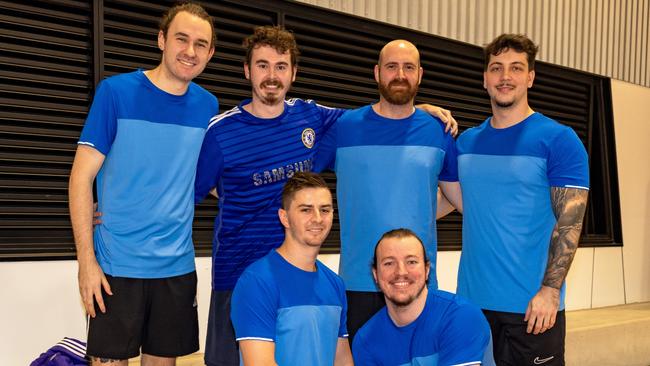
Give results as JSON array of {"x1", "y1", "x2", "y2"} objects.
[{"x1": 533, "y1": 356, "x2": 555, "y2": 364}]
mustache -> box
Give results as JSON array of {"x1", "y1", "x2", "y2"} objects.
[
  {"x1": 388, "y1": 79, "x2": 411, "y2": 88},
  {"x1": 261, "y1": 79, "x2": 284, "y2": 88}
]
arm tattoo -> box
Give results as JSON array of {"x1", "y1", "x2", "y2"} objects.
[{"x1": 542, "y1": 187, "x2": 589, "y2": 289}]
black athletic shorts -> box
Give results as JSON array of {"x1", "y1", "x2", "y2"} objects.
[
  {"x1": 204, "y1": 290, "x2": 239, "y2": 366},
  {"x1": 483, "y1": 309, "x2": 566, "y2": 366},
  {"x1": 346, "y1": 290, "x2": 386, "y2": 343},
  {"x1": 86, "y1": 271, "x2": 199, "y2": 360}
]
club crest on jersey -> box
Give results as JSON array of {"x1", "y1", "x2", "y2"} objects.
[{"x1": 302, "y1": 128, "x2": 315, "y2": 148}]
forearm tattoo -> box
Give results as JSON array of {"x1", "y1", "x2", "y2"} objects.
[{"x1": 542, "y1": 187, "x2": 589, "y2": 289}]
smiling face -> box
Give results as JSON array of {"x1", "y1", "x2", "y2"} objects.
[
  {"x1": 279, "y1": 187, "x2": 333, "y2": 249},
  {"x1": 373, "y1": 235, "x2": 430, "y2": 307},
  {"x1": 245, "y1": 45, "x2": 297, "y2": 106},
  {"x1": 157, "y1": 11, "x2": 214, "y2": 86},
  {"x1": 483, "y1": 48, "x2": 535, "y2": 110},
  {"x1": 375, "y1": 40, "x2": 423, "y2": 105}
]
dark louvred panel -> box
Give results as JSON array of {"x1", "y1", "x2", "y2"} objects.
[
  {"x1": 0, "y1": 0, "x2": 621, "y2": 260},
  {"x1": 0, "y1": 0, "x2": 92, "y2": 259}
]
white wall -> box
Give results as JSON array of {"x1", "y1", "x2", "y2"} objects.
[{"x1": 611, "y1": 79, "x2": 650, "y2": 304}]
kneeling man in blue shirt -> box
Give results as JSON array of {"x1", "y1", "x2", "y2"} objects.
[
  {"x1": 231, "y1": 172, "x2": 353, "y2": 366},
  {"x1": 353, "y1": 228, "x2": 491, "y2": 366}
]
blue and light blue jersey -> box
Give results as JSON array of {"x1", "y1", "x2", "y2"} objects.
[
  {"x1": 231, "y1": 250, "x2": 348, "y2": 366},
  {"x1": 195, "y1": 99, "x2": 344, "y2": 290},
  {"x1": 78, "y1": 70, "x2": 218, "y2": 278},
  {"x1": 456, "y1": 112, "x2": 589, "y2": 313},
  {"x1": 314, "y1": 105, "x2": 458, "y2": 292},
  {"x1": 353, "y1": 289, "x2": 490, "y2": 366}
]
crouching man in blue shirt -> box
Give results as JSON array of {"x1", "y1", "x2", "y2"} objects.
[
  {"x1": 231, "y1": 172, "x2": 353, "y2": 366},
  {"x1": 353, "y1": 228, "x2": 491, "y2": 366}
]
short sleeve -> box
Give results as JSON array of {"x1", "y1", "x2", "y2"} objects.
[
  {"x1": 352, "y1": 331, "x2": 379, "y2": 365},
  {"x1": 439, "y1": 130, "x2": 459, "y2": 182},
  {"x1": 437, "y1": 300, "x2": 491, "y2": 365},
  {"x1": 194, "y1": 125, "x2": 225, "y2": 203},
  {"x1": 313, "y1": 112, "x2": 341, "y2": 172},
  {"x1": 547, "y1": 127, "x2": 589, "y2": 189},
  {"x1": 231, "y1": 270, "x2": 278, "y2": 342},
  {"x1": 78, "y1": 79, "x2": 118, "y2": 155},
  {"x1": 314, "y1": 101, "x2": 346, "y2": 132},
  {"x1": 338, "y1": 279, "x2": 349, "y2": 338}
]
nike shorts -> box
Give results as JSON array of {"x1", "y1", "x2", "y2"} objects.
[{"x1": 483, "y1": 309, "x2": 565, "y2": 366}]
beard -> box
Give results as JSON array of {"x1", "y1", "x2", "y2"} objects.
[
  {"x1": 383, "y1": 279, "x2": 427, "y2": 308},
  {"x1": 494, "y1": 97, "x2": 515, "y2": 108},
  {"x1": 378, "y1": 78, "x2": 418, "y2": 105},
  {"x1": 255, "y1": 78, "x2": 286, "y2": 106}
]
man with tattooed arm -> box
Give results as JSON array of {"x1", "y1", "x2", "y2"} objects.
[{"x1": 453, "y1": 34, "x2": 589, "y2": 366}]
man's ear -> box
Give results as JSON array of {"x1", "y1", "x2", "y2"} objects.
[
  {"x1": 527, "y1": 69, "x2": 535, "y2": 88},
  {"x1": 278, "y1": 208, "x2": 289, "y2": 229},
  {"x1": 244, "y1": 63, "x2": 251, "y2": 80},
  {"x1": 157, "y1": 30, "x2": 165, "y2": 51}
]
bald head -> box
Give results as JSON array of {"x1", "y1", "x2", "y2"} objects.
[
  {"x1": 378, "y1": 39, "x2": 420, "y2": 66},
  {"x1": 375, "y1": 39, "x2": 423, "y2": 106}
]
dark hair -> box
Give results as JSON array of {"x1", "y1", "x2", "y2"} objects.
[
  {"x1": 281, "y1": 172, "x2": 329, "y2": 209},
  {"x1": 243, "y1": 25, "x2": 300, "y2": 67},
  {"x1": 371, "y1": 228, "x2": 430, "y2": 269},
  {"x1": 484, "y1": 33, "x2": 538, "y2": 71},
  {"x1": 159, "y1": 2, "x2": 216, "y2": 48}
]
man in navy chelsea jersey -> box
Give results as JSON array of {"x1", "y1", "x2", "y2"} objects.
[
  {"x1": 195, "y1": 27, "x2": 457, "y2": 366},
  {"x1": 69, "y1": 3, "x2": 218, "y2": 365},
  {"x1": 454, "y1": 34, "x2": 590, "y2": 365},
  {"x1": 231, "y1": 172, "x2": 353, "y2": 366}
]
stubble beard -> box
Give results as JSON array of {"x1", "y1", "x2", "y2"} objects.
[{"x1": 384, "y1": 279, "x2": 427, "y2": 308}]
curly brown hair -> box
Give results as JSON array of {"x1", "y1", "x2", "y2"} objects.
[
  {"x1": 243, "y1": 25, "x2": 300, "y2": 67},
  {"x1": 484, "y1": 33, "x2": 538, "y2": 70}
]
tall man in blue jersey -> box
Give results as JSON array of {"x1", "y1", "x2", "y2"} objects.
[
  {"x1": 231, "y1": 172, "x2": 353, "y2": 366},
  {"x1": 68, "y1": 3, "x2": 218, "y2": 365},
  {"x1": 455, "y1": 34, "x2": 589, "y2": 365},
  {"x1": 354, "y1": 229, "x2": 490, "y2": 366},
  {"x1": 194, "y1": 27, "x2": 457, "y2": 366},
  {"x1": 314, "y1": 40, "x2": 463, "y2": 340}
]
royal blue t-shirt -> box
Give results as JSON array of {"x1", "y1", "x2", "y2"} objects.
[
  {"x1": 231, "y1": 250, "x2": 348, "y2": 366},
  {"x1": 353, "y1": 289, "x2": 490, "y2": 366},
  {"x1": 314, "y1": 105, "x2": 458, "y2": 291},
  {"x1": 78, "y1": 70, "x2": 218, "y2": 278},
  {"x1": 456, "y1": 112, "x2": 589, "y2": 313}
]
